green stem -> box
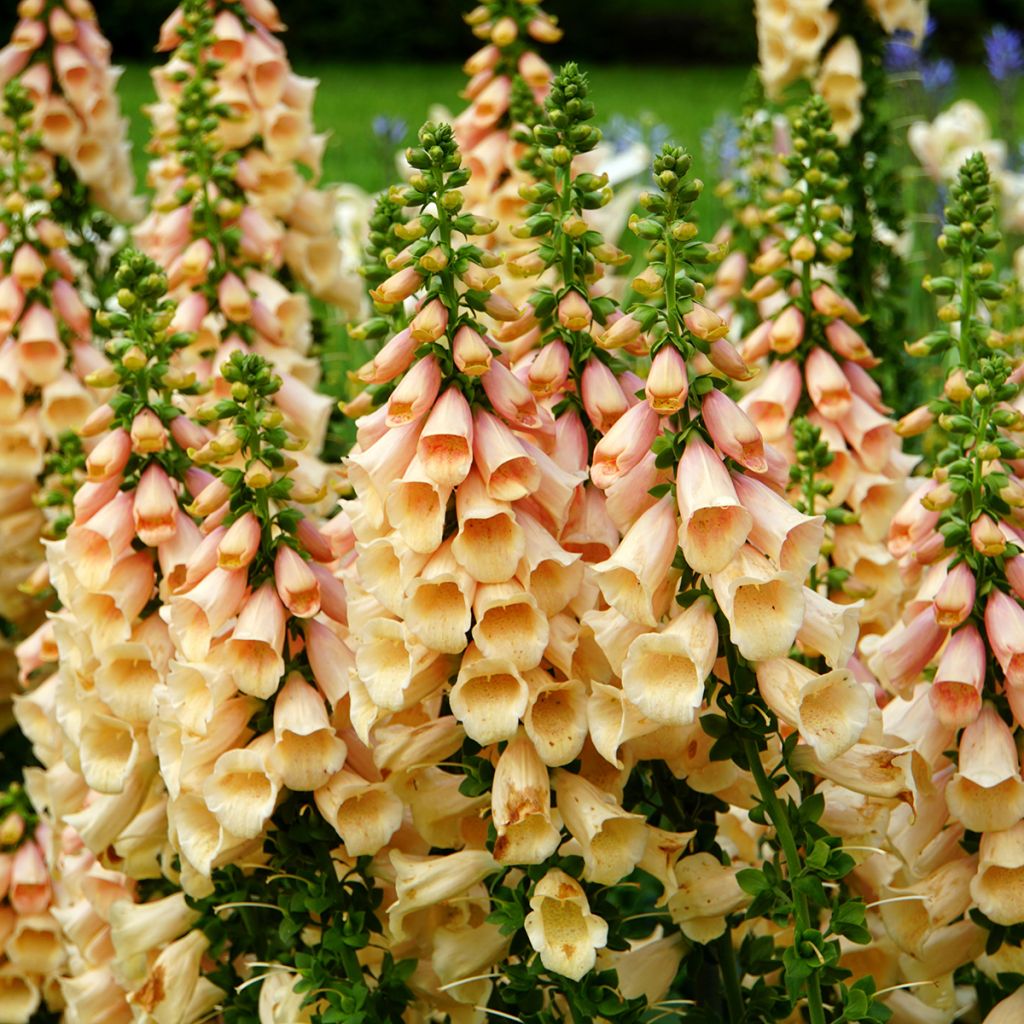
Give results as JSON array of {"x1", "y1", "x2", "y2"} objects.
[
  {"x1": 557, "y1": 159, "x2": 574, "y2": 287},
  {"x1": 663, "y1": 204, "x2": 679, "y2": 334},
  {"x1": 958, "y1": 260, "x2": 975, "y2": 369},
  {"x1": 430, "y1": 164, "x2": 461, "y2": 325},
  {"x1": 716, "y1": 925, "x2": 745, "y2": 1024},
  {"x1": 743, "y1": 736, "x2": 827, "y2": 1024}
]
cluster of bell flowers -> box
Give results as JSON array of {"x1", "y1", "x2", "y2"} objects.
[
  {"x1": 805, "y1": 154, "x2": 1024, "y2": 1024},
  {"x1": 12, "y1": 254, "x2": 208, "y2": 908},
  {"x1": 0, "y1": 80, "x2": 113, "y2": 711},
  {"x1": 318, "y1": 116, "x2": 900, "y2": 1018},
  {"x1": 12, "y1": 255, "x2": 352, "y2": 1021},
  {"x1": 0, "y1": 0, "x2": 140, "y2": 224},
  {"x1": 722, "y1": 98, "x2": 910, "y2": 639},
  {"x1": 755, "y1": 0, "x2": 927, "y2": 143},
  {"x1": 137, "y1": 0, "x2": 357, "y2": 450},
  {"x1": 404, "y1": 0, "x2": 645, "y2": 313},
  {"x1": 0, "y1": 808, "x2": 67, "y2": 1024},
  {"x1": 153, "y1": 0, "x2": 362, "y2": 315},
  {"x1": 13, "y1": 802, "x2": 207, "y2": 1024},
  {"x1": 153, "y1": 352, "x2": 353, "y2": 892}
]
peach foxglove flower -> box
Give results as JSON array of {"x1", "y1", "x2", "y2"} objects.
[
  {"x1": 274, "y1": 544, "x2": 320, "y2": 619},
  {"x1": 269, "y1": 673, "x2": 347, "y2": 791},
  {"x1": 710, "y1": 545, "x2": 805, "y2": 661},
  {"x1": 971, "y1": 822, "x2": 1024, "y2": 928},
  {"x1": 417, "y1": 387, "x2": 474, "y2": 488},
  {"x1": 580, "y1": 358, "x2": 628, "y2": 434},
  {"x1": 985, "y1": 590, "x2": 1024, "y2": 687},
  {"x1": 387, "y1": 849, "x2": 497, "y2": 940},
  {"x1": 590, "y1": 400, "x2": 660, "y2": 490},
  {"x1": 702, "y1": 388, "x2": 768, "y2": 473},
  {"x1": 452, "y1": 325, "x2": 493, "y2": 377},
  {"x1": 553, "y1": 770, "x2": 648, "y2": 885},
  {"x1": 314, "y1": 769, "x2": 403, "y2": 856},
  {"x1": 756, "y1": 658, "x2": 870, "y2": 761},
  {"x1": 491, "y1": 734, "x2": 560, "y2": 865},
  {"x1": 675, "y1": 435, "x2": 752, "y2": 574},
  {"x1": 929, "y1": 624, "x2": 985, "y2": 728},
  {"x1": 621, "y1": 597, "x2": 718, "y2": 726},
  {"x1": 946, "y1": 704, "x2": 1024, "y2": 833},
  {"x1": 471, "y1": 409, "x2": 539, "y2": 501},
  {"x1": 592, "y1": 497, "x2": 677, "y2": 627}
]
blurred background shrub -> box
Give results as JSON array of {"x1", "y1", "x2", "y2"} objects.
[{"x1": 3, "y1": 0, "x2": 1020, "y2": 63}]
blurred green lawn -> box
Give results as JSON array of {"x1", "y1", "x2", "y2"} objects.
[
  {"x1": 120, "y1": 62, "x2": 1014, "y2": 232},
  {"x1": 121, "y1": 61, "x2": 754, "y2": 225}
]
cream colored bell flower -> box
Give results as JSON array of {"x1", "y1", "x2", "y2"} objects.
[
  {"x1": 946, "y1": 705, "x2": 1024, "y2": 834},
  {"x1": 667, "y1": 852, "x2": 749, "y2": 943},
  {"x1": 268, "y1": 673, "x2": 347, "y2": 791},
  {"x1": 79, "y1": 711, "x2": 146, "y2": 795},
  {"x1": 592, "y1": 497, "x2": 678, "y2": 627},
  {"x1": 257, "y1": 969, "x2": 316, "y2": 1024},
  {"x1": 314, "y1": 769, "x2": 403, "y2": 856},
  {"x1": 732, "y1": 470, "x2": 825, "y2": 580},
  {"x1": 109, "y1": 891, "x2": 199, "y2": 963},
  {"x1": 387, "y1": 849, "x2": 498, "y2": 941},
  {"x1": 127, "y1": 928, "x2": 217, "y2": 1024},
  {"x1": 168, "y1": 791, "x2": 247, "y2": 879},
  {"x1": 203, "y1": 733, "x2": 282, "y2": 839},
  {"x1": 449, "y1": 645, "x2": 529, "y2": 745},
  {"x1": 471, "y1": 580, "x2": 549, "y2": 670},
  {"x1": 356, "y1": 534, "x2": 427, "y2": 618},
  {"x1": 586, "y1": 681, "x2": 659, "y2": 770},
  {"x1": 399, "y1": 766, "x2": 488, "y2": 851},
  {"x1": 553, "y1": 769, "x2": 648, "y2": 885},
  {"x1": 816, "y1": 37, "x2": 866, "y2": 145},
  {"x1": 596, "y1": 928, "x2": 687, "y2": 1003},
  {"x1": 523, "y1": 868, "x2": 608, "y2": 981},
  {"x1": 878, "y1": 856, "x2": 978, "y2": 959},
  {"x1": 516, "y1": 511, "x2": 582, "y2": 617},
  {"x1": 710, "y1": 545, "x2": 805, "y2": 661},
  {"x1": 621, "y1": 596, "x2": 718, "y2": 726},
  {"x1": 355, "y1": 617, "x2": 441, "y2": 712},
  {"x1": 523, "y1": 675, "x2": 588, "y2": 767},
  {"x1": 971, "y1": 822, "x2": 1024, "y2": 927},
  {"x1": 791, "y1": 742, "x2": 929, "y2": 810},
  {"x1": 451, "y1": 469, "x2": 524, "y2": 583},
  {"x1": 386, "y1": 454, "x2": 451, "y2": 556},
  {"x1": 401, "y1": 539, "x2": 474, "y2": 655},
  {"x1": 6, "y1": 913, "x2": 64, "y2": 975},
  {"x1": 0, "y1": 966, "x2": 41, "y2": 1024},
  {"x1": 491, "y1": 734, "x2": 560, "y2": 865},
  {"x1": 755, "y1": 658, "x2": 870, "y2": 762}
]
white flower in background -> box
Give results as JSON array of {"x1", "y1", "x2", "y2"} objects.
[{"x1": 908, "y1": 100, "x2": 1007, "y2": 182}]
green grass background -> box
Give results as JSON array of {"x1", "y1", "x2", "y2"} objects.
[{"x1": 119, "y1": 62, "x2": 1017, "y2": 231}]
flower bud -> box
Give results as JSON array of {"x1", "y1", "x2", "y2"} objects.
[{"x1": 645, "y1": 347, "x2": 688, "y2": 414}]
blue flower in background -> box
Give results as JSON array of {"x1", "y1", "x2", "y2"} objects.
[
  {"x1": 604, "y1": 113, "x2": 671, "y2": 157},
  {"x1": 604, "y1": 113, "x2": 643, "y2": 154},
  {"x1": 371, "y1": 115, "x2": 408, "y2": 146},
  {"x1": 984, "y1": 25, "x2": 1024, "y2": 83},
  {"x1": 921, "y1": 58, "x2": 956, "y2": 98},
  {"x1": 702, "y1": 113, "x2": 741, "y2": 182},
  {"x1": 884, "y1": 28, "x2": 920, "y2": 74}
]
